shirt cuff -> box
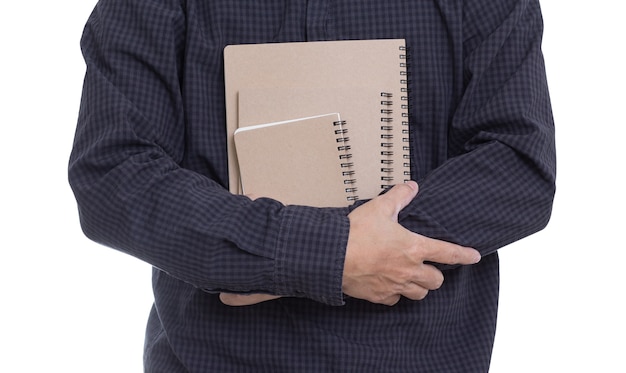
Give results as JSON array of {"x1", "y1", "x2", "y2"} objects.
[{"x1": 273, "y1": 205, "x2": 350, "y2": 306}]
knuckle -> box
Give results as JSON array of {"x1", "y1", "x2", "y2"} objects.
[
  {"x1": 449, "y1": 250, "x2": 460, "y2": 263},
  {"x1": 427, "y1": 272, "x2": 444, "y2": 290},
  {"x1": 368, "y1": 292, "x2": 388, "y2": 305},
  {"x1": 412, "y1": 289, "x2": 429, "y2": 301},
  {"x1": 385, "y1": 296, "x2": 401, "y2": 306},
  {"x1": 442, "y1": 246, "x2": 461, "y2": 264}
]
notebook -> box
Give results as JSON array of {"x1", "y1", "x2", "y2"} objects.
[
  {"x1": 234, "y1": 113, "x2": 358, "y2": 207},
  {"x1": 224, "y1": 39, "x2": 410, "y2": 201}
]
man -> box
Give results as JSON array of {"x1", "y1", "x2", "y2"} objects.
[{"x1": 69, "y1": 0, "x2": 555, "y2": 371}]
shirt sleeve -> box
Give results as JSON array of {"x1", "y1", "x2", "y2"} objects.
[
  {"x1": 68, "y1": 0, "x2": 348, "y2": 305},
  {"x1": 398, "y1": 0, "x2": 556, "y2": 256}
]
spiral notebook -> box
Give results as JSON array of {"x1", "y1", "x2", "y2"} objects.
[
  {"x1": 234, "y1": 113, "x2": 358, "y2": 207},
  {"x1": 224, "y1": 39, "x2": 410, "y2": 204}
]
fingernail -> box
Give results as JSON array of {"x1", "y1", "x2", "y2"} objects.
[
  {"x1": 473, "y1": 251, "x2": 482, "y2": 263},
  {"x1": 404, "y1": 180, "x2": 417, "y2": 191}
]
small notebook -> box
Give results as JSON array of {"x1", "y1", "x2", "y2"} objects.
[
  {"x1": 234, "y1": 113, "x2": 358, "y2": 207},
  {"x1": 224, "y1": 39, "x2": 410, "y2": 199}
]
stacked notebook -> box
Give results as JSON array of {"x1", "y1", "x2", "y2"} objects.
[{"x1": 224, "y1": 39, "x2": 410, "y2": 207}]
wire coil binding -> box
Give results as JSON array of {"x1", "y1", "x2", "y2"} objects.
[
  {"x1": 377, "y1": 44, "x2": 412, "y2": 189},
  {"x1": 399, "y1": 45, "x2": 411, "y2": 183},
  {"x1": 333, "y1": 120, "x2": 359, "y2": 202}
]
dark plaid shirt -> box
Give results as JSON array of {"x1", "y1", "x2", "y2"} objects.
[{"x1": 69, "y1": 0, "x2": 556, "y2": 371}]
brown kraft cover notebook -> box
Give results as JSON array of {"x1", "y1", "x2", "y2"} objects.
[
  {"x1": 224, "y1": 39, "x2": 410, "y2": 200},
  {"x1": 233, "y1": 113, "x2": 358, "y2": 207}
]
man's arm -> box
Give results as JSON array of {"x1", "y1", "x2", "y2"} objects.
[
  {"x1": 398, "y1": 0, "x2": 556, "y2": 255},
  {"x1": 221, "y1": 181, "x2": 481, "y2": 306},
  {"x1": 69, "y1": 0, "x2": 349, "y2": 305}
]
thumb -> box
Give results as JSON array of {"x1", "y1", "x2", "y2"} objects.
[{"x1": 379, "y1": 181, "x2": 419, "y2": 216}]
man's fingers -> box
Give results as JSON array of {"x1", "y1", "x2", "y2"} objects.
[
  {"x1": 219, "y1": 293, "x2": 281, "y2": 306},
  {"x1": 380, "y1": 295, "x2": 402, "y2": 306},
  {"x1": 381, "y1": 282, "x2": 431, "y2": 305},
  {"x1": 401, "y1": 282, "x2": 430, "y2": 301},
  {"x1": 418, "y1": 236, "x2": 481, "y2": 266},
  {"x1": 378, "y1": 181, "x2": 419, "y2": 216},
  {"x1": 412, "y1": 263, "x2": 445, "y2": 290}
]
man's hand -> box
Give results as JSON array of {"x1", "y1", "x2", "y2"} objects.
[
  {"x1": 219, "y1": 293, "x2": 281, "y2": 306},
  {"x1": 342, "y1": 181, "x2": 481, "y2": 305}
]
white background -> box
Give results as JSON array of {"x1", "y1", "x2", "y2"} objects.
[{"x1": 1, "y1": 1, "x2": 623, "y2": 372}]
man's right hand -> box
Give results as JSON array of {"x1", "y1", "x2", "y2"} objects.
[{"x1": 342, "y1": 181, "x2": 481, "y2": 306}]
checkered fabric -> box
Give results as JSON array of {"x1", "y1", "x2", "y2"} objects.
[{"x1": 69, "y1": 0, "x2": 556, "y2": 371}]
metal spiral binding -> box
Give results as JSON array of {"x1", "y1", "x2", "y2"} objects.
[
  {"x1": 379, "y1": 92, "x2": 395, "y2": 189},
  {"x1": 399, "y1": 45, "x2": 411, "y2": 182},
  {"x1": 376, "y1": 44, "x2": 412, "y2": 189},
  {"x1": 334, "y1": 120, "x2": 359, "y2": 202}
]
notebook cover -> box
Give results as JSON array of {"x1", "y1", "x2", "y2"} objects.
[
  {"x1": 224, "y1": 39, "x2": 408, "y2": 196},
  {"x1": 233, "y1": 113, "x2": 357, "y2": 207}
]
